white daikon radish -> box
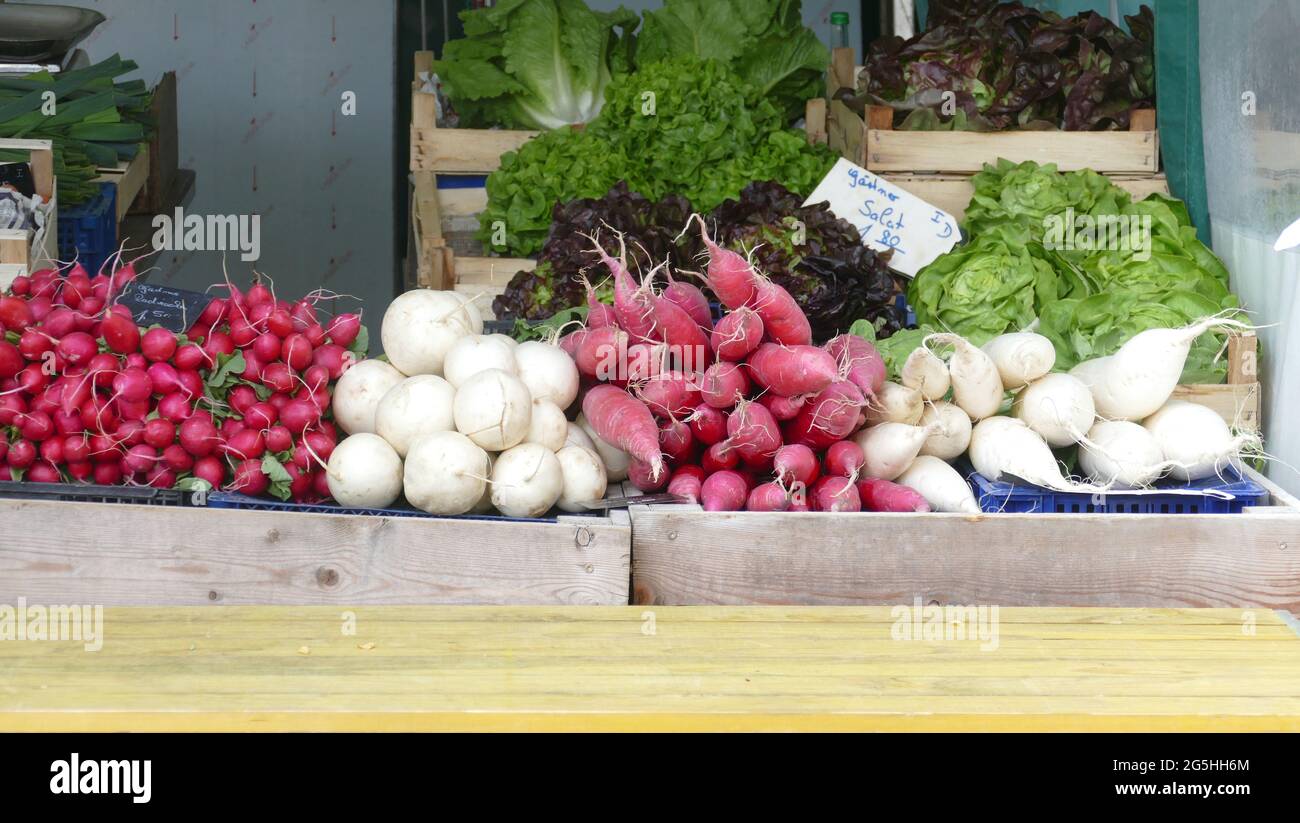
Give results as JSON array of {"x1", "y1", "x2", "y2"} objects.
[
  {"x1": 1142, "y1": 400, "x2": 1255, "y2": 481},
  {"x1": 1078, "y1": 420, "x2": 1168, "y2": 488},
  {"x1": 969, "y1": 416, "x2": 1105, "y2": 492},
  {"x1": 380, "y1": 289, "x2": 474, "y2": 377},
  {"x1": 403, "y1": 431, "x2": 489, "y2": 515},
  {"x1": 332, "y1": 359, "x2": 405, "y2": 435},
  {"x1": 577, "y1": 413, "x2": 630, "y2": 482},
  {"x1": 525, "y1": 399, "x2": 568, "y2": 451},
  {"x1": 326, "y1": 433, "x2": 404, "y2": 509},
  {"x1": 374, "y1": 375, "x2": 456, "y2": 457},
  {"x1": 453, "y1": 368, "x2": 533, "y2": 450},
  {"x1": 514, "y1": 340, "x2": 581, "y2": 409},
  {"x1": 443, "y1": 334, "x2": 518, "y2": 388},
  {"x1": 1071, "y1": 315, "x2": 1253, "y2": 420},
  {"x1": 901, "y1": 347, "x2": 950, "y2": 401},
  {"x1": 853, "y1": 422, "x2": 936, "y2": 480},
  {"x1": 919, "y1": 400, "x2": 972, "y2": 460},
  {"x1": 555, "y1": 445, "x2": 608, "y2": 512},
  {"x1": 864, "y1": 381, "x2": 923, "y2": 425},
  {"x1": 925, "y1": 333, "x2": 1002, "y2": 420},
  {"x1": 981, "y1": 332, "x2": 1056, "y2": 390},
  {"x1": 1011, "y1": 372, "x2": 1096, "y2": 447},
  {"x1": 491, "y1": 443, "x2": 564, "y2": 518},
  {"x1": 896, "y1": 455, "x2": 980, "y2": 513}
]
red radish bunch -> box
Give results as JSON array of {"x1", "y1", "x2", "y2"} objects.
[
  {"x1": 1, "y1": 256, "x2": 365, "y2": 503},
  {"x1": 573, "y1": 223, "x2": 896, "y2": 513}
]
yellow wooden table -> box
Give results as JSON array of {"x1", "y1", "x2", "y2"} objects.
[{"x1": 1, "y1": 606, "x2": 1298, "y2": 731}]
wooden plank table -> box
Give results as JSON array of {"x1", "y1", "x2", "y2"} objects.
[{"x1": 1, "y1": 606, "x2": 1298, "y2": 732}]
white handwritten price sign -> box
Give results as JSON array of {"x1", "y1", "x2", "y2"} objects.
[{"x1": 802, "y1": 158, "x2": 960, "y2": 277}]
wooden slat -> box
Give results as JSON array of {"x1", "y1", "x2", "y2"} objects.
[
  {"x1": 804, "y1": 98, "x2": 827, "y2": 145},
  {"x1": 630, "y1": 491, "x2": 1300, "y2": 609},
  {"x1": 865, "y1": 127, "x2": 1159, "y2": 173},
  {"x1": 410, "y1": 127, "x2": 538, "y2": 173},
  {"x1": 93, "y1": 145, "x2": 149, "y2": 221},
  {"x1": 829, "y1": 47, "x2": 856, "y2": 94},
  {"x1": 828, "y1": 99, "x2": 866, "y2": 167},
  {"x1": 0, "y1": 499, "x2": 630, "y2": 607},
  {"x1": 1, "y1": 606, "x2": 1297, "y2": 731},
  {"x1": 1169, "y1": 382, "x2": 1260, "y2": 431}
]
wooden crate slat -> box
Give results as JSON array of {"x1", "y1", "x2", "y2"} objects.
[
  {"x1": 0, "y1": 499, "x2": 629, "y2": 606},
  {"x1": 865, "y1": 126, "x2": 1159, "y2": 174},
  {"x1": 410, "y1": 127, "x2": 538, "y2": 173},
  {"x1": 630, "y1": 470, "x2": 1300, "y2": 609}
]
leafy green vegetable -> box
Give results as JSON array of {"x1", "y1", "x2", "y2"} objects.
[
  {"x1": 433, "y1": 0, "x2": 638, "y2": 130},
  {"x1": 0, "y1": 55, "x2": 151, "y2": 206},
  {"x1": 480, "y1": 56, "x2": 836, "y2": 257},
  {"x1": 260, "y1": 454, "x2": 294, "y2": 502},
  {"x1": 855, "y1": 2, "x2": 1154, "y2": 131},
  {"x1": 908, "y1": 160, "x2": 1240, "y2": 383},
  {"x1": 910, "y1": 228, "x2": 1063, "y2": 344},
  {"x1": 637, "y1": 0, "x2": 827, "y2": 123}
]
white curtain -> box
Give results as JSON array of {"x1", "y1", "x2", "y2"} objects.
[{"x1": 1199, "y1": 0, "x2": 1300, "y2": 493}]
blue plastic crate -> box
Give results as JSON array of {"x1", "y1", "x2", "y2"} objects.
[
  {"x1": 967, "y1": 466, "x2": 1269, "y2": 514},
  {"x1": 207, "y1": 491, "x2": 601, "y2": 523},
  {"x1": 57, "y1": 181, "x2": 117, "y2": 277}
]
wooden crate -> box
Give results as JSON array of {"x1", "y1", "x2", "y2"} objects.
[
  {"x1": 0, "y1": 498, "x2": 630, "y2": 606},
  {"x1": 0, "y1": 138, "x2": 57, "y2": 283},
  {"x1": 628, "y1": 467, "x2": 1300, "y2": 610},
  {"x1": 816, "y1": 47, "x2": 1159, "y2": 174},
  {"x1": 409, "y1": 51, "x2": 537, "y2": 305},
  {"x1": 93, "y1": 144, "x2": 149, "y2": 221}
]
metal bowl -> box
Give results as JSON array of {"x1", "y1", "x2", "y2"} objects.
[{"x1": 0, "y1": 3, "x2": 106, "y2": 63}]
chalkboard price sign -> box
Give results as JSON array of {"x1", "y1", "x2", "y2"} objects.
[{"x1": 117, "y1": 282, "x2": 214, "y2": 333}]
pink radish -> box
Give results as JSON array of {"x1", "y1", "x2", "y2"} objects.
[
  {"x1": 700, "y1": 470, "x2": 748, "y2": 512},
  {"x1": 688, "y1": 404, "x2": 727, "y2": 445},
  {"x1": 758, "y1": 392, "x2": 805, "y2": 421},
  {"x1": 636, "y1": 372, "x2": 701, "y2": 418},
  {"x1": 746, "y1": 343, "x2": 837, "y2": 398},
  {"x1": 773, "y1": 443, "x2": 820, "y2": 488},
  {"x1": 688, "y1": 214, "x2": 755, "y2": 309},
  {"x1": 782, "y1": 379, "x2": 866, "y2": 449},
  {"x1": 825, "y1": 441, "x2": 866, "y2": 478},
  {"x1": 592, "y1": 234, "x2": 657, "y2": 343},
  {"x1": 581, "y1": 385, "x2": 665, "y2": 481},
  {"x1": 858, "y1": 477, "x2": 932, "y2": 513},
  {"x1": 812, "y1": 475, "x2": 861, "y2": 512},
  {"x1": 825, "y1": 334, "x2": 886, "y2": 399},
  {"x1": 658, "y1": 418, "x2": 694, "y2": 463},
  {"x1": 667, "y1": 465, "x2": 704, "y2": 503},
  {"x1": 721, "y1": 399, "x2": 781, "y2": 462},
  {"x1": 580, "y1": 276, "x2": 618, "y2": 329},
  {"x1": 701, "y1": 441, "x2": 739, "y2": 473},
  {"x1": 661, "y1": 274, "x2": 712, "y2": 331},
  {"x1": 749, "y1": 274, "x2": 811, "y2": 346},
  {"x1": 576, "y1": 325, "x2": 627, "y2": 380},
  {"x1": 710, "y1": 306, "x2": 763, "y2": 362},
  {"x1": 628, "y1": 458, "x2": 668, "y2": 492},
  {"x1": 746, "y1": 482, "x2": 791, "y2": 511},
  {"x1": 700, "y1": 361, "x2": 750, "y2": 409}
]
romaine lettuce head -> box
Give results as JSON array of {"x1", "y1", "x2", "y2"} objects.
[{"x1": 434, "y1": 0, "x2": 638, "y2": 130}]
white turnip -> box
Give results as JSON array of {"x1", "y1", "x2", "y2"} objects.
[
  {"x1": 325, "y1": 433, "x2": 404, "y2": 509},
  {"x1": 491, "y1": 443, "x2": 564, "y2": 518},
  {"x1": 375, "y1": 375, "x2": 455, "y2": 457},
  {"x1": 453, "y1": 368, "x2": 533, "y2": 451},
  {"x1": 404, "y1": 431, "x2": 490, "y2": 516},
  {"x1": 332, "y1": 359, "x2": 405, "y2": 435}
]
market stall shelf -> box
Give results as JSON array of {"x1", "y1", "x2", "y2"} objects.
[
  {"x1": 2, "y1": 606, "x2": 1297, "y2": 732},
  {"x1": 627, "y1": 468, "x2": 1300, "y2": 610},
  {"x1": 0, "y1": 498, "x2": 630, "y2": 606}
]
